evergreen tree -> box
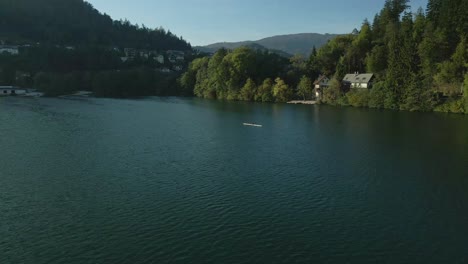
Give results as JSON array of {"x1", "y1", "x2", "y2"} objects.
[
  {"x1": 426, "y1": 0, "x2": 442, "y2": 24},
  {"x1": 311, "y1": 46, "x2": 317, "y2": 57},
  {"x1": 384, "y1": 22, "x2": 404, "y2": 109},
  {"x1": 400, "y1": 74, "x2": 429, "y2": 111},
  {"x1": 418, "y1": 23, "x2": 448, "y2": 86},
  {"x1": 413, "y1": 8, "x2": 426, "y2": 44},
  {"x1": 464, "y1": 73, "x2": 468, "y2": 113},
  {"x1": 334, "y1": 56, "x2": 347, "y2": 81},
  {"x1": 398, "y1": 12, "x2": 421, "y2": 108},
  {"x1": 366, "y1": 45, "x2": 387, "y2": 77},
  {"x1": 368, "y1": 82, "x2": 386, "y2": 109},
  {"x1": 434, "y1": 38, "x2": 467, "y2": 96}
]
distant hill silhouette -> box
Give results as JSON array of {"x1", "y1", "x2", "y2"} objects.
[
  {"x1": 218, "y1": 43, "x2": 293, "y2": 58},
  {"x1": 197, "y1": 33, "x2": 339, "y2": 56}
]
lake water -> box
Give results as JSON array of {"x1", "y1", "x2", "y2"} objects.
[{"x1": 1, "y1": 97, "x2": 467, "y2": 263}]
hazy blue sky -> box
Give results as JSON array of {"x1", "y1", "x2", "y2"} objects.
[{"x1": 86, "y1": 0, "x2": 428, "y2": 46}]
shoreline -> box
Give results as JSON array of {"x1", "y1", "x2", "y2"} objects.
[{"x1": 2, "y1": 94, "x2": 466, "y2": 115}]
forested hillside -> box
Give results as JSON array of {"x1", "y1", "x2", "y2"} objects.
[
  {"x1": 182, "y1": 0, "x2": 468, "y2": 113},
  {"x1": 0, "y1": 0, "x2": 191, "y2": 50},
  {"x1": 0, "y1": 0, "x2": 194, "y2": 97}
]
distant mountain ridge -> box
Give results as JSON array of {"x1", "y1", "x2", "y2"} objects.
[
  {"x1": 197, "y1": 33, "x2": 339, "y2": 56},
  {"x1": 214, "y1": 43, "x2": 293, "y2": 58}
]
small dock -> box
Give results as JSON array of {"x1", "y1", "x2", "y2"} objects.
[
  {"x1": 287, "y1": 100, "x2": 317, "y2": 105},
  {"x1": 58, "y1": 91, "x2": 93, "y2": 100},
  {"x1": 59, "y1": 91, "x2": 93, "y2": 97}
]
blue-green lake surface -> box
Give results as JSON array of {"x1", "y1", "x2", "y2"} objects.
[{"x1": 1, "y1": 97, "x2": 468, "y2": 263}]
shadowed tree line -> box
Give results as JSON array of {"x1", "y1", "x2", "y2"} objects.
[
  {"x1": 0, "y1": 0, "x2": 191, "y2": 50},
  {"x1": 0, "y1": 0, "x2": 193, "y2": 97}
]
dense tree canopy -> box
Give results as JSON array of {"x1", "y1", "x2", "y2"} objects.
[
  {"x1": 182, "y1": 0, "x2": 467, "y2": 113},
  {"x1": 180, "y1": 47, "x2": 295, "y2": 102}
]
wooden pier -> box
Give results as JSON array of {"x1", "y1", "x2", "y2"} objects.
[{"x1": 287, "y1": 100, "x2": 317, "y2": 105}]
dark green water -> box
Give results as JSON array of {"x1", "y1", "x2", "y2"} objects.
[{"x1": 1, "y1": 97, "x2": 467, "y2": 264}]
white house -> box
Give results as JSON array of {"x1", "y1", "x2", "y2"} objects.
[
  {"x1": 139, "y1": 51, "x2": 149, "y2": 59},
  {"x1": 168, "y1": 56, "x2": 176, "y2": 64},
  {"x1": 0, "y1": 46, "x2": 19, "y2": 55},
  {"x1": 0, "y1": 86, "x2": 27, "y2": 96},
  {"x1": 155, "y1": 54, "x2": 164, "y2": 64},
  {"x1": 343, "y1": 73, "x2": 374, "y2": 89},
  {"x1": 175, "y1": 55, "x2": 184, "y2": 61},
  {"x1": 158, "y1": 68, "x2": 172, "y2": 73}
]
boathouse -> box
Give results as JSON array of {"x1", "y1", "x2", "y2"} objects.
[{"x1": 0, "y1": 86, "x2": 27, "y2": 96}]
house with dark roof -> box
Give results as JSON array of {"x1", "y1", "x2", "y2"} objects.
[
  {"x1": 314, "y1": 75, "x2": 330, "y2": 100},
  {"x1": 314, "y1": 75, "x2": 330, "y2": 89},
  {"x1": 342, "y1": 73, "x2": 374, "y2": 89}
]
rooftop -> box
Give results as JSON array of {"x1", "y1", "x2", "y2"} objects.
[
  {"x1": 314, "y1": 75, "x2": 329, "y2": 85},
  {"x1": 343, "y1": 73, "x2": 374, "y2": 84}
]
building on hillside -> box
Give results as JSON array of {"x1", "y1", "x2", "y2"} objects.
[
  {"x1": 169, "y1": 55, "x2": 185, "y2": 63},
  {"x1": 124, "y1": 48, "x2": 137, "y2": 58},
  {"x1": 0, "y1": 45, "x2": 19, "y2": 55},
  {"x1": 158, "y1": 68, "x2": 172, "y2": 73},
  {"x1": 175, "y1": 54, "x2": 185, "y2": 61},
  {"x1": 167, "y1": 50, "x2": 185, "y2": 63},
  {"x1": 314, "y1": 75, "x2": 330, "y2": 100},
  {"x1": 0, "y1": 86, "x2": 27, "y2": 96},
  {"x1": 139, "y1": 50, "x2": 150, "y2": 59},
  {"x1": 342, "y1": 73, "x2": 374, "y2": 89},
  {"x1": 167, "y1": 50, "x2": 185, "y2": 56},
  {"x1": 168, "y1": 56, "x2": 176, "y2": 64},
  {"x1": 155, "y1": 54, "x2": 165, "y2": 64}
]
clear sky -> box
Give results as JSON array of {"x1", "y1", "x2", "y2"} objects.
[{"x1": 86, "y1": 0, "x2": 428, "y2": 46}]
